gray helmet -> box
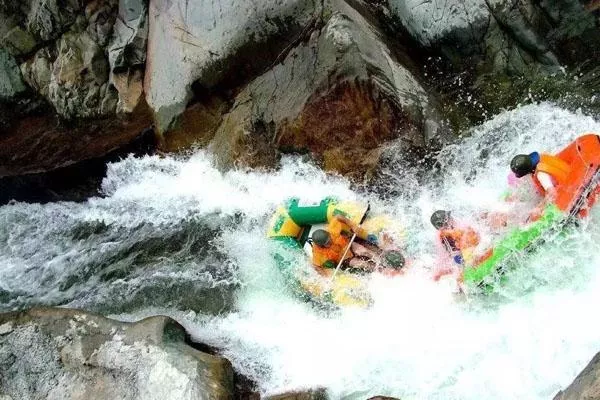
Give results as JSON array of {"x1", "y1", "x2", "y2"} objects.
[
  {"x1": 430, "y1": 210, "x2": 451, "y2": 230},
  {"x1": 383, "y1": 250, "x2": 405, "y2": 269},
  {"x1": 312, "y1": 229, "x2": 331, "y2": 247}
]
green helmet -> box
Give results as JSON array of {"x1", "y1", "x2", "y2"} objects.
[{"x1": 383, "y1": 250, "x2": 405, "y2": 269}]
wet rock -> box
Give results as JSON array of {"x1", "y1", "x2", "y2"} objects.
[
  {"x1": 0, "y1": 98, "x2": 154, "y2": 178},
  {"x1": 387, "y1": 0, "x2": 490, "y2": 49},
  {"x1": 108, "y1": 0, "x2": 148, "y2": 71},
  {"x1": 108, "y1": 0, "x2": 148, "y2": 113},
  {"x1": 161, "y1": 97, "x2": 230, "y2": 151},
  {"x1": 112, "y1": 68, "x2": 144, "y2": 114},
  {"x1": 0, "y1": 24, "x2": 37, "y2": 57},
  {"x1": 0, "y1": 307, "x2": 234, "y2": 400},
  {"x1": 384, "y1": 0, "x2": 598, "y2": 74},
  {"x1": 554, "y1": 352, "x2": 600, "y2": 400},
  {"x1": 144, "y1": 0, "x2": 321, "y2": 132},
  {"x1": 265, "y1": 388, "x2": 329, "y2": 400},
  {"x1": 0, "y1": 119, "x2": 156, "y2": 204},
  {"x1": 209, "y1": 0, "x2": 445, "y2": 177},
  {"x1": 20, "y1": 30, "x2": 117, "y2": 119},
  {"x1": 0, "y1": 48, "x2": 26, "y2": 101},
  {"x1": 26, "y1": 0, "x2": 84, "y2": 43}
]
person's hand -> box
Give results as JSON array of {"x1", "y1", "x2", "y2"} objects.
[{"x1": 527, "y1": 205, "x2": 544, "y2": 222}]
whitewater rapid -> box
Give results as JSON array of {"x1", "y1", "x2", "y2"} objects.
[{"x1": 1, "y1": 103, "x2": 600, "y2": 399}]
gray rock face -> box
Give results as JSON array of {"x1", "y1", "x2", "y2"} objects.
[
  {"x1": 385, "y1": 0, "x2": 596, "y2": 74},
  {"x1": 108, "y1": 0, "x2": 148, "y2": 71},
  {"x1": 387, "y1": 0, "x2": 490, "y2": 48},
  {"x1": 0, "y1": 48, "x2": 26, "y2": 101},
  {"x1": 208, "y1": 0, "x2": 446, "y2": 174},
  {"x1": 0, "y1": 307, "x2": 234, "y2": 400},
  {"x1": 144, "y1": 0, "x2": 321, "y2": 132},
  {"x1": 21, "y1": 30, "x2": 118, "y2": 119},
  {"x1": 25, "y1": 0, "x2": 83, "y2": 42}
]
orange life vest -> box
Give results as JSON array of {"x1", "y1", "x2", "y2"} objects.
[
  {"x1": 531, "y1": 153, "x2": 571, "y2": 194},
  {"x1": 532, "y1": 134, "x2": 600, "y2": 213},
  {"x1": 312, "y1": 218, "x2": 353, "y2": 268},
  {"x1": 439, "y1": 227, "x2": 480, "y2": 252}
]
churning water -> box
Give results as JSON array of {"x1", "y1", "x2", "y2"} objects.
[{"x1": 1, "y1": 103, "x2": 600, "y2": 399}]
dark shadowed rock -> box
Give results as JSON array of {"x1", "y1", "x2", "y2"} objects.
[
  {"x1": 0, "y1": 307, "x2": 234, "y2": 400},
  {"x1": 554, "y1": 352, "x2": 600, "y2": 400},
  {"x1": 0, "y1": 48, "x2": 26, "y2": 101},
  {"x1": 0, "y1": 99, "x2": 154, "y2": 178}
]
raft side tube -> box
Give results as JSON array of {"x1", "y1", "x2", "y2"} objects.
[{"x1": 462, "y1": 204, "x2": 564, "y2": 284}]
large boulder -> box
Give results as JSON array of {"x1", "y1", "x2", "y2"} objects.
[
  {"x1": 554, "y1": 352, "x2": 600, "y2": 400},
  {"x1": 144, "y1": 0, "x2": 321, "y2": 132},
  {"x1": 0, "y1": 307, "x2": 234, "y2": 400},
  {"x1": 384, "y1": 0, "x2": 598, "y2": 74},
  {"x1": 208, "y1": 0, "x2": 446, "y2": 177}
]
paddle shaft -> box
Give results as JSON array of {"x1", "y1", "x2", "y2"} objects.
[
  {"x1": 331, "y1": 232, "x2": 357, "y2": 280},
  {"x1": 331, "y1": 204, "x2": 370, "y2": 280}
]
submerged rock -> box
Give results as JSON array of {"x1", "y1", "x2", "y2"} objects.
[
  {"x1": 554, "y1": 352, "x2": 600, "y2": 400},
  {"x1": 0, "y1": 307, "x2": 234, "y2": 400}
]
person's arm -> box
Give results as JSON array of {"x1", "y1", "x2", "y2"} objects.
[
  {"x1": 335, "y1": 215, "x2": 367, "y2": 237},
  {"x1": 536, "y1": 172, "x2": 556, "y2": 197}
]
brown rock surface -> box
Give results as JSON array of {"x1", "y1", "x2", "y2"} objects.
[
  {"x1": 554, "y1": 352, "x2": 600, "y2": 400},
  {"x1": 0, "y1": 99, "x2": 154, "y2": 177}
]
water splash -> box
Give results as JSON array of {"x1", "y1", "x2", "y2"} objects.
[{"x1": 1, "y1": 103, "x2": 600, "y2": 399}]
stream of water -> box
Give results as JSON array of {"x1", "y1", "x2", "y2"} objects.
[{"x1": 1, "y1": 103, "x2": 600, "y2": 399}]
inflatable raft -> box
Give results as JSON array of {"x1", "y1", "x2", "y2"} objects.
[
  {"x1": 267, "y1": 197, "x2": 402, "y2": 307},
  {"x1": 462, "y1": 134, "x2": 600, "y2": 288}
]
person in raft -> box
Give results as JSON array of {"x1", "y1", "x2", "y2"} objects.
[
  {"x1": 309, "y1": 215, "x2": 405, "y2": 273},
  {"x1": 429, "y1": 210, "x2": 482, "y2": 281},
  {"x1": 509, "y1": 133, "x2": 600, "y2": 218}
]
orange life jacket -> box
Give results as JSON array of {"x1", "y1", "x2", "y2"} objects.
[
  {"x1": 532, "y1": 134, "x2": 600, "y2": 213},
  {"x1": 312, "y1": 218, "x2": 353, "y2": 268},
  {"x1": 439, "y1": 227, "x2": 480, "y2": 252},
  {"x1": 531, "y1": 153, "x2": 571, "y2": 195}
]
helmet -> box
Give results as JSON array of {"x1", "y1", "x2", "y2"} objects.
[
  {"x1": 383, "y1": 250, "x2": 405, "y2": 269},
  {"x1": 430, "y1": 210, "x2": 451, "y2": 230},
  {"x1": 510, "y1": 153, "x2": 538, "y2": 178},
  {"x1": 311, "y1": 229, "x2": 331, "y2": 247}
]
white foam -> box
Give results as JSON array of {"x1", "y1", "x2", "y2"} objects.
[{"x1": 1, "y1": 103, "x2": 600, "y2": 399}]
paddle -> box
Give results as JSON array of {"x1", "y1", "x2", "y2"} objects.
[{"x1": 331, "y1": 203, "x2": 370, "y2": 280}]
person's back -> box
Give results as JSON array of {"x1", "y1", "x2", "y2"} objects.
[
  {"x1": 509, "y1": 134, "x2": 600, "y2": 220},
  {"x1": 311, "y1": 218, "x2": 352, "y2": 269},
  {"x1": 430, "y1": 210, "x2": 480, "y2": 281}
]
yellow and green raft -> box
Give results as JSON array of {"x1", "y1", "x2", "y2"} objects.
[{"x1": 267, "y1": 197, "x2": 399, "y2": 308}]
